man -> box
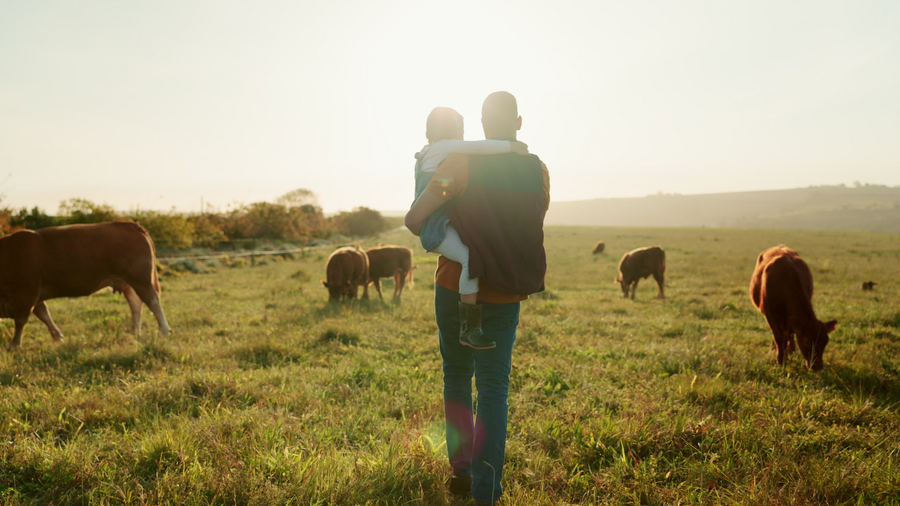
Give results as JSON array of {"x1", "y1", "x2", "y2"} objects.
[{"x1": 405, "y1": 91, "x2": 550, "y2": 505}]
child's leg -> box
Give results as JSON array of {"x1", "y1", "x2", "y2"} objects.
[
  {"x1": 434, "y1": 226, "x2": 495, "y2": 350},
  {"x1": 433, "y1": 226, "x2": 479, "y2": 302}
]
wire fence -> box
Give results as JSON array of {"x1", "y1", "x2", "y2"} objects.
[{"x1": 157, "y1": 245, "x2": 332, "y2": 265}]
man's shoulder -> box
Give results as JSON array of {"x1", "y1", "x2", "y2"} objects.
[{"x1": 434, "y1": 152, "x2": 470, "y2": 176}]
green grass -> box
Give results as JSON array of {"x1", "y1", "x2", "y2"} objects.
[{"x1": 2, "y1": 226, "x2": 900, "y2": 505}]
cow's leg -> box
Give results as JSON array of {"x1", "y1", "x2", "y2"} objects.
[
  {"x1": 119, "y1": 284, "x2": 144, "y2": 335},
  {"x1": 630, "y1": 280, "x2": 639, "y2": 300},
  {"x1": 372, "y1": 279, "x2": 383, "y2": 300},
  {"x1": 653, "y1": 272, "x2": 665, "y2": 299},
  {"x1": 131, "y1": 285, "x2": 171, "y2": 336},
  {"x1": 32, "y1": 302, "x2": 64, "y2": 342},
  {"x1": 785, "y1": 331, "x2": 796, "y2": 354},
  {"x1": 394, "y1": 270, "x2": 405, "y2": 301},
  {"x1": 6, "y1": 314, "x2": 30, "y2": 351},
  {"x1": 765, "y1": 316, "x2": 788, "y2": 366}
]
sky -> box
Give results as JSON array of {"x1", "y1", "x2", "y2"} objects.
[{"x1": 1, "y1": 0, "x2": 899, "y2": 214}]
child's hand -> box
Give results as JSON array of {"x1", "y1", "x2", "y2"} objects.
[{"x1": 510, "y1": 141, "x2": 529, "y2": 155}]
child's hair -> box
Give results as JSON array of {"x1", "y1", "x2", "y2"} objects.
[{"x1": 425, "y1": 107, "x2": 463, "y2": 143}]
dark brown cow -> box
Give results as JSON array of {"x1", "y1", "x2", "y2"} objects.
[
  {"x1": 592, "y1": 241, "x2": 605, "y2": 254},
  {"x1": 365, "y1": 245, "x2": 415, "y2": 301},
  {"x1": 321, "y1": 246, "x2": 369, "y2": 302},
  {"x1": 1, "y1": 221, "x2": 171, "y2": 350},
  {"x1": 750, "y1": 245, "x2": 837, "y2": 370},
  {"x1": 614, "y1": 246, "x2": 666, "y2": 299},
  {"x1": 861, "y1": 281, "x2": 876, "y2": 291}
]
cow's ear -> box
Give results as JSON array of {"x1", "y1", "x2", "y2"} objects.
[
  {"x1": 825, "y1": 320, "x2": 837, "y2": 332},
  {"x1": 613, "y1": 278, "x2": 621, "y2": 285},
  {"x1": 321, "y1": 280, "x2": 329, "y2": 288}
]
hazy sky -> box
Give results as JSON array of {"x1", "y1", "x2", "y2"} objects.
[{"x1": 2, "y1": 0, "x2": 899, "y2": 214}]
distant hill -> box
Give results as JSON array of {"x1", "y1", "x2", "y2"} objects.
[{"x1": 543, "y1": 185, "x2": 900, "y2": 233}]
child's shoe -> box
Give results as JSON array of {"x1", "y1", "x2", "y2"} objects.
[{"x1": 458, "y1": 301, "x2": 496, "y2": 349}]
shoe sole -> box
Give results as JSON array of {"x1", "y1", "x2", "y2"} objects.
[{"x1": 459, "y1": 340, "x2": 496, "y2": 350}]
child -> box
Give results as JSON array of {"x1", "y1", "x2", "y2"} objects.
[{"x1": 413, "y1": 107, "x2": 528, "y2": 349}]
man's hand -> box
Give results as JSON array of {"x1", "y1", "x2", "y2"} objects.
[
  {"x1": 510, "y1": 141, "x2": 529, "y2": 155},
  {"x1": 405, "y1": 190, "x2": 449, "y2": 236}
]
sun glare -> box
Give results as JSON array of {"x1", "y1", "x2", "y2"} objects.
[{"x1": 358, "y1": 0, "x2": 549, "y2": 148}]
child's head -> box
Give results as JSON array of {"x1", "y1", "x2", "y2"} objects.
[{"x1": 426, "y1": 107, "x2": 464, "y2": 143}]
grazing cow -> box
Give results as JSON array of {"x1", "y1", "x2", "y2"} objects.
[
  {"x1": 861, "y1": 281, "x2": 876, "y2": 291},
  {"x1": 365, "y1": 245, "x2": 415, "y2": 301},
  {"x1": 321, "y1": 246, "x2": 369, "y2": 302},
  {"x1": 614, "y1": 246, "x2": 666, "y2": 299},
  {"x1": 592, "y1": 241, "x2": 605, "y2": 254},
  {"x1": 1, "y1": 221, "x2": 171, "y2": 350},
  {"x1": 749, "y1": 245, "x2": 837, "y2": 370}
]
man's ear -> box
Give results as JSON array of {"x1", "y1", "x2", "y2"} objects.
[
  {"x1": 516, "y1": 116, "x2": 522, "y2": 131},
  {"x1": 825, "y1": 320, "x2": 837, "y2": 333},
  {"x1": 321, "y1": 280, "x2": 329, "y2": 288}
]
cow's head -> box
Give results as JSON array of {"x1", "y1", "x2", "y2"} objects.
[
  {"x1": 321, "y1": 280, "x2": 344, "y2": 303},
  {"x1": 792, "y1": 317, "x2": 837, "y2": 371},
  {"x1": 613, "y1": 276, "x2": 630, "y2": 298}
]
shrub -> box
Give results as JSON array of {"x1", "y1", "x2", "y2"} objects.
[
  {"x1": 275, "y1": 188, "x2": 318, "y2": 208},
  {"x1": 5, "y1": 191, "x2": 347, "y2": 245},
  {"x1": 335, "y1": 207, "x2": 388, "y2": 237},
  {"x1": 223, "y1": 203, "x2": 298, "y2": 241},
  {"x1": 187, "y1": 214, "x2": 227, "y2": 248},
  {"x1": 9, "y1": 207, "x2": 59, "y2": 230},
  {"x1": 131, "y1": 211, "x2": 195, "y2": 250},
  {"x1": 58, "y1": 198, "x2": 119, "y2": 224},
  {"x1": 0, "y1": 206, "x2": 12, "y2": 236}
]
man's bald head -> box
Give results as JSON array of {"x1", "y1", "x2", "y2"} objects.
[{"x1": 481, "y1": 91, "x2": 522, "y2": 140}]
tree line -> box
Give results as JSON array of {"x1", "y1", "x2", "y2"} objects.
[{"x1": 0, "y1": 189, "x2": 398, "y2": 250}]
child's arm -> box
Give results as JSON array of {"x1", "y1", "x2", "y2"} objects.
[{"x1": 430, "y1": 139, "x2": 529, "y2": 157}]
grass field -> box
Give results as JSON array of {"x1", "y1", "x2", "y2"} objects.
[{"x1": 2, "y1": 226, "x2": 899, "y2": 505}]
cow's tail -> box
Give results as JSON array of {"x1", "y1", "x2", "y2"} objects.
[
  {"x1": 135, "y1": 221, "x2": 162, "y2": 294},
  {"x1": 122, "y1": 221, "x2": 162, "y2": 293},
  {"x1": 406, "y1": 265, "x2": 416, "y2": 289},
  {"x1": 401, "y1": 249, "x2": 415, "y2": 289}
]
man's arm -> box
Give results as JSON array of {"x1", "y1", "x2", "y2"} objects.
[
  {"x1": 405, "y1": 190, "x2": 448, "y2": 236},
  {"x1": 541, "y1": 161, "x2": 550, "y2": 212}
]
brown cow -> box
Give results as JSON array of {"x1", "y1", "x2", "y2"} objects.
[
  {"x1": 750, "y1": 245, "x2": 837, "y2": 370},
  {"x1": 1, "y1": 221, "x2": 171, "y2": 350},
  {"x1": 861, "y1": 281, "x2": 876, "y2": 291},
  {"x1": 321, "y1": 246, "x2": 369, "y2": 302},
  {"x1": 592, "y1": 241, "x2": 605, "y2": 254},
  {"x1": 614, "y1": 246, "x2": 666, "y2": 299},
  {"x1": 365, "y1": 245, "x2": 415, "y2": 301}
]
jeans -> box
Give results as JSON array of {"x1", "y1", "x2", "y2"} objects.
[{"x1": 434, "y1": 285, "x2": 520, "y2": 504}]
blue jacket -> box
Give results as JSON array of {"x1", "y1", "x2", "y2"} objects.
[{"x1": 412, "y1": 151, "x2": 451, "y2": 252}]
